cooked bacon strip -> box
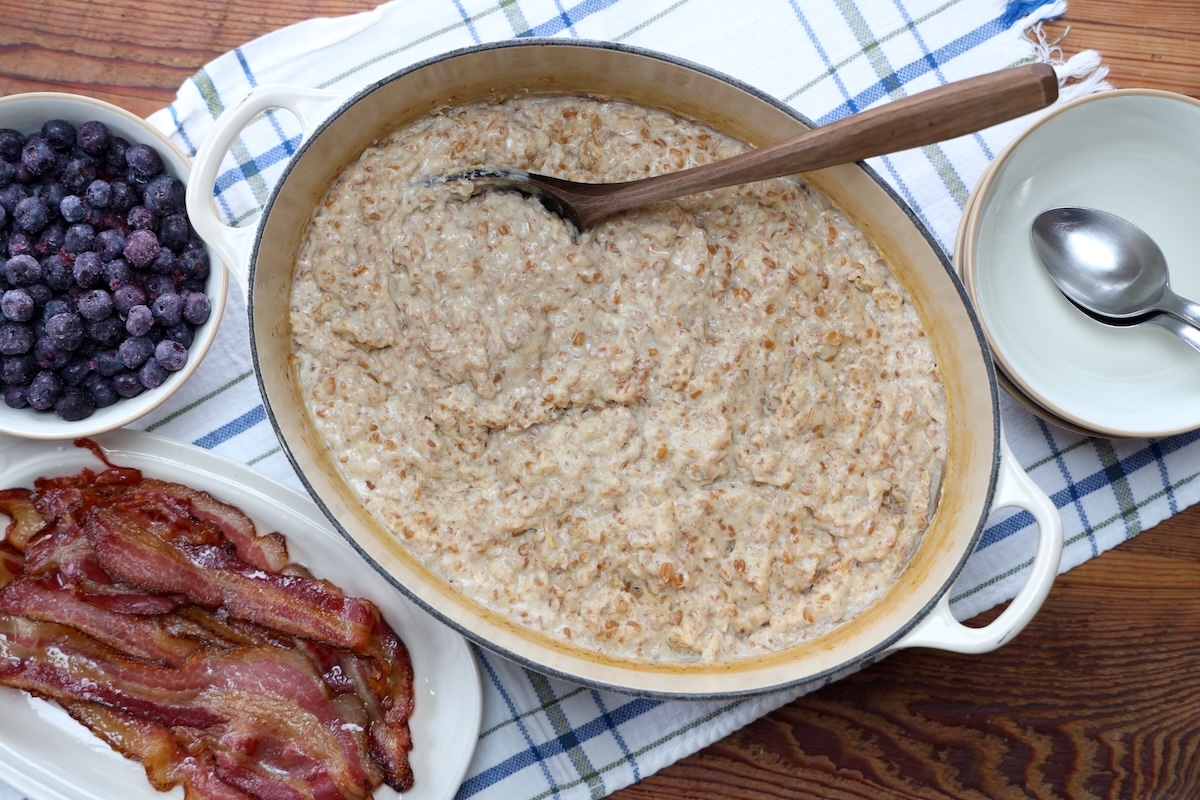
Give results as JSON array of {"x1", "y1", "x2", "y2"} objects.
[
  {"x1": 0, "y1": 577, "x2": 198, "y2": 665},
  {"x1": 0, "y1": 542, "x2": 22, "y2": 589},
  {"x1": 23, "y1": 522, "x2": 110, "y2": 584},
  {"x1": 297, "y1": 622, "x2": 415, "y2": 791},
  {"x1": 0, "y1": 613, "x2": 380, "y2": 798},
  {"x1": 79, "y1": 590, "x2": 182, "y2": 615},
  {"x1": 0, "y1": 488, "x2": 46, "y2": 550},
  {"x1": 65, "y1": 702, "x2": 257, "y2": 800},
  {"x1": 85, "y1": 507, "x2": 380, "y2": 654},
  {"x1": 0, "y1": 613, "x2": 228, "y2": 730},
  {"x1": 165, "y1": 604, "x2": 293, "y2": 650},
  {"x1": 19, "y1": 523, "x2": 179, "y2": 614},
  {"x1": 128, "y1": 479, "x2": 291, "y2": 573}
]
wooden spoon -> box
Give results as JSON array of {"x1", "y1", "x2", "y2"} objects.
[{"x1": 430, "y1": 63, "x2": 1058, "y2": 232}]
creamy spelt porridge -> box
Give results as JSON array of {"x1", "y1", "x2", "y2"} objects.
[{"x1": 289, "y1": 95, "x2": 947, "y2": 663}]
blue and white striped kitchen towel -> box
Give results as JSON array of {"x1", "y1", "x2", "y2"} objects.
[{"x1": 8, "y1": 2, "x2": 1195, "y2": 800}]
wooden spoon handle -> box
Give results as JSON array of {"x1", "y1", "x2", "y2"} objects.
[{"x1": 585, "y1": 63, "x2": 1058, "y2": 220}]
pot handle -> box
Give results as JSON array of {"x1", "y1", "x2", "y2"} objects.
[
  {"x1": 888, "y1": 437, "x2": 1063, "y2": 654},
  {"x1": 184, "y1": 85, "x2": 345, "y2": 298}
]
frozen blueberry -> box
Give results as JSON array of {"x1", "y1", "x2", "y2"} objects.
[
  {"x1": 112, "y1": 283, "x2": 146, "y2": 315},
  {"x1": 158, "y1": 214, "x2": 190, "y2": 251},
  {"x1": 41, "y1": 298, "x2": 72, "y2": 321},
  {"x1": 177, "y1": 250, "x2": 209, "y2": 284},
  {"x1": 150, "y1": 292, "x2": 183, "y2": 327},
  {"x1": 45, "y1": 312, "x2": 84, "y2": 351},
  {"x1": 124, "y1": 304, "x2": 154, "y2": 337},
  {"x1": 27, "y1": 370, "x2": 62, "y2": 411},
  {"x1": 143, "y1": 273, "x2": 176, "y2": 302},
  {"x1": 138, "y1": 358, "x2": 168, "y2": 389},
  {"x1": 126, "y1": 205, "x2": 158, "y2": 232},
  {"x1": 54, "y1": 387, "x2": 95, "y2": 421},
  {"x1": 70, "y1": 252, "x2": 99, "y2": 289},
  {"x1": 143, "y1": 175, "x2": 185, "y2": 216},
  {"x1": 41, "y1": 119, "x2": 76, "y2": 151},
  {"x1": 59, "y1": 356, "x2": 92, "y2": 387},
  {"x1": 125, "y1": 143, "x2": 163, "y2": 179},
  {"x1": 105, "y1": 136, "x2": 130, "y2": 171},
  {"x1": 82, "y1": 373, "x2": 119, "y2": 408},
  {"x1": 102, "y1": 259, "x2": 132, "y2": 290},
  {"x1": 154, "y1": 339, "x2": 187, "y2": 372},
  {"x1": 77, "y1": 288, "x2": 113, "y2": 321},
  {"x1": 1, "y1": 289, "x2": 35, "y2": 322},
  {"x1": 112, "y1": 370, "x2": 144, "y2": 398},
  {"x1": 95, "y1": 228, "x2": 126, "y2": 262},
  {"x1": 0, "y1": 161, "x2": 12, "y2": 189},
  {"x1": 149, "y1": 247, "x2": 176, "y2": 275},
  {"x1": 20, "y1": 137, "x2": 57, "y2": 176},
  {"x1": 76, "y1": 120, "x2": 112, "y2": 157},
  {"x1": 25, "y1": 283, "x2": 51, "y2": 308},
  {"x1": 5, "y1": 254, "x2": 42, "y2": 286},
  {"x1": 6, "y1": 231, "x2": 33, "y2": 258},
  {"x1": 181, "y1": 291, "x2": 211, "y2": 326},
  {"x1": 0, "y1": 184, "x2": 29, "y2": 218},
  {"x1": 118, "y1": 335, "x2": 154, "y2": 369},
  {"x1": 36, "y1": 221, "x2": 66, "y2": 258},
  {"x1": 162, "y1": 322, "x2": 194, "y2": 348},
  {"x1": 86, "y1": 179, "x2": 112, "y2": 209},
  {"x1": 0, "y1": 204, "x2": 7, "y2": 231},
  {"x1": 93, "y1": 348, "x2": 124, "y2": 377},
  {"x1": 1, "y1": 354, "x2": 36, "y2": 385},
  {"x1": 62, "y1": 223, "x2": 95, "y2": 255},
  {"x1": 109, "y1": 180, "x2": 136, "y2": 213},
  {"x1": 0, "y1": 129, "x2": 24, "y2": 162},
  {"x1": 123, "y1": 228, "x2": 159, "y2": 268},
  {"x1": 60, "y1": 158, "x2": 97, "y2": 194},
  {"x1": 59, "y1": 194, "x2": 89, "y2": 223},
  {"x1": 3, "y1": 385, "x2": 28, "y2": 409},
  {"x1": 83, "y1": 315, "x2": 123, "y2": 347},
  {"x1": 13, "y1": 195, "x2": 49, "y2": 234},
  {"x1": 33, "y1": 337, "x2": 70, "y2": 370},
  {"x1": 0, "y1": 322, "x2": 35, "y2": 355}
]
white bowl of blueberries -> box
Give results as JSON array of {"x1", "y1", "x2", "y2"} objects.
[{"x1": 0, "y1": 93, "x2": 227, "y2": 439}]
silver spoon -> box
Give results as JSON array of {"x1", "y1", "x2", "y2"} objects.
[
  {"x1": 1063, "y1": 295, "x2": 1200, "y2": 356},
  {"x1": 1031, "y1": 206, "x2": 1200, "y2": 331},
  {"x1": 428, "y1": 64, "x2": 1059, "y2": 232}
]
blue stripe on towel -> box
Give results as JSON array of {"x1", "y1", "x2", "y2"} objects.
[{"x1": 192, "y1": 405, "x2": 267, "y2": 450}]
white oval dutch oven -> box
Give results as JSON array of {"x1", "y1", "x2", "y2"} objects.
[{"x1": 186, "y1": 40, "x2": 1062, "y2": 697}]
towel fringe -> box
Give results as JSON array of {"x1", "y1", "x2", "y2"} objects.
[{"x1": 1021, "y1": 7, "x2": 1113, "y2": 103}]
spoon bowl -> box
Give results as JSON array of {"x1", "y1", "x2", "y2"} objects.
[
  {"x1": 432, "y1": 64, "x2": 1059, "y2": 232},
  {"x1": 1031, "y1": 206, "x2": 1200, "y2": 328}
]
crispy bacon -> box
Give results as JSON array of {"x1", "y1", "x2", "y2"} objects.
[
  {"x1": 0, "y1": 613, "x2": 381, "y2": 799},
  {"x1": 0, "y1": 542, "x2": 22, "y2": 589},
  {"x1": 85, "y1": 507, "x2": 380, "y2": 654},
  {"x1": 0, "y1": 577, "x2": 197, "y2": 665},
  {"x1": 0, "y1": 488, "x2": 45, "y2": 550},
  {"x1": 0, "y1": 613, "x2": 229, "y2": 730},
  {"x1": 0, "y1": 440, "x2": 417, "y2": 798},
  {"x1": 65, "y1": 702, "x2": 258, "y2": 800},
  {"x1": 128, "y1": 479, "x2": 291, "y2": 573}
]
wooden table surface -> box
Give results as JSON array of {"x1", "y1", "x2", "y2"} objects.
[{"x1": 2, "y1": 2, "x2": 1199, "y2": 798}]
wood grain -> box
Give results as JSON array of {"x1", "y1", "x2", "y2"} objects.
[{"x1": 2, "y1": 2, "x2": 1200, "y2": 798}]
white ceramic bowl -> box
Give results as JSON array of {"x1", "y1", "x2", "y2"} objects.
[
  {"x1": 957, "y1": 89, "x2": 1200, "y2": 438},
  {"x1": 0, "y1": 93, "x2": 227, "y2": 439}
]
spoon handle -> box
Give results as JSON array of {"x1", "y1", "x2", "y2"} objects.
[
  {"x1": 587, "y1": 63, "x2": 1058, "y2": 216},
  {"x1": 1160, "y1": 292, "x2": 1200, "y2": 332},
  {"x1": 1148, "y1": 312, "x2": 1200, "y2": 356}
]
